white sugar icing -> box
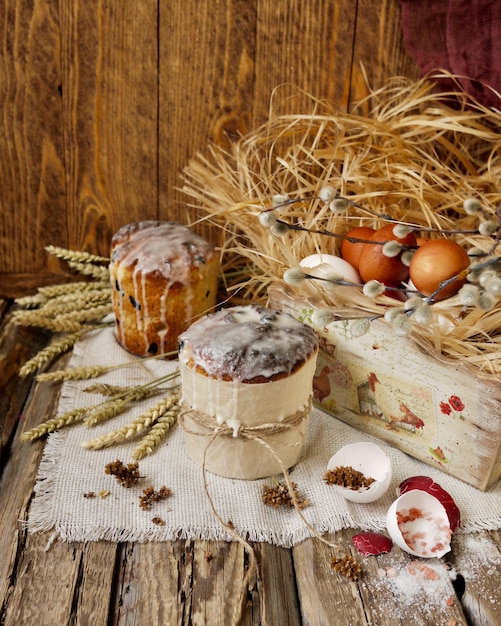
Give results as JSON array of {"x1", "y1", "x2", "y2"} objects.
[{"x1": 178, "y1": 304, "x2": 318, "y2": 382}]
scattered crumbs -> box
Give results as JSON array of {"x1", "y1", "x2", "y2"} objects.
[
  {"x1": 227, "y1": 520, "x2": 235, "y2": 530},
  {"x1": 83, "y1": 491, "x2": 96, "y2": 499},
  {"x1": 105, "y1": 459, "x2": 142, "y2": 487},
  {"x1": 323, "y1": 466, "x2": 375, "y2": 490},
  {"x1": 98, "y1": 490, "x2": 111, "y2": 499},
  {"x1": 151, "y1": 517, "x2": 165, "y2": 526},
  {"x1": 139, "y1": 485, "x2": 172, "y2": 510},
  {"x1": 330, "y1": 554, "x2": 361, "y2": 581},
  {"x1": 262, "y1": 481, "x2": 310, "y2": 509}
]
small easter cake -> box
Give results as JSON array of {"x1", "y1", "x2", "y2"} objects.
[
  {"x1": 110, "y1": 221, "x2": 219, "y2": 357},
  {"x1": 178, "y1": 304, "x2": 319, "y2": 479}
]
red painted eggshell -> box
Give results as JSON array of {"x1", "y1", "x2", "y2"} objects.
[
  {"x1": 398, "y1": 475, "x2": 461, "y2": 532},
  {"x1": 352, "y1": 531, "x2": 393, "y2": 555}
]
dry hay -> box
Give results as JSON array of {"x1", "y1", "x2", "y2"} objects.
[{"x1": 182, "y1": 74, "x2": 501, "y2": 376}]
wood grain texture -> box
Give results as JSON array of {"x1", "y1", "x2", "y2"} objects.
[{"x1": 0, "y1": 0, "x2": 418, "y2": 295}]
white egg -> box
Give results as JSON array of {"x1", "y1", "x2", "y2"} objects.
[
  {"x1": 326, "y1": 442, "x2": 392, "y2": 503},
  {"x1": 386, "y1": 489, "x2": 452, "y2": 558},
  {"x1": 300, "y1": 254, "x2": 361, "y2": 284}
]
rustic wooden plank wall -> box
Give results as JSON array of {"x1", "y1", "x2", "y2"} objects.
[{"x1": 0, "y1": 0, "x2": 417, "y2": 297}]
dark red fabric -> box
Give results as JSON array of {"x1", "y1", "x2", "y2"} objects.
[{"x1": 401, "y1": 0, "x2": 501, "y2": 109}]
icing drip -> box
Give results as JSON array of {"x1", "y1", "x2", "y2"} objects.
[
  {"x1": 178, "y1": 304, "x2": 318, "y2": 382},
  {"x1": 109, "y1": 221, "x2": 218, "y2": 357}
]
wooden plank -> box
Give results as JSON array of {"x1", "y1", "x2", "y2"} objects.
[
  {"x1": 449, "y1": 530, "x2": 501, "y2": 626},
  {"x1": 254, "y1": 542, "x2": 300, "y2": 626},
  {"x1": 293, "y1": 531, "x2": 369, "y2": 626},
  {"x1": 134, "y1": 541, "x2": 187, "y2": 625},
  {"x1": 0, "y1": 307, "x2": 51, "y2": 456},
  {"x1": 2, "y1": 532, "x2": 81, "y2": 626},
  {"x1": 159, "y1": 0, "x2": 257, "y2": 238},
  {"x1": 349, "y1": 0, "x2": 418, "y2": 109},
  {"x1": 293, "y1": 529, "x2": 466, "y2": 625},
  {"x1": 74, "y1": 541, "x2": 118, "y2": 625},
  {"x1": 0, "y1": 376, "x2": 60, "y2": 607},
  {"x1": 0, "y1": 0, "x2": 67, "y2": 275},
  {"x1": 58, "y1": 0, "x2": 159, "y2": 257},
  {"x1": 253, "y1": 0, "x2": 356, "y2": 118}
]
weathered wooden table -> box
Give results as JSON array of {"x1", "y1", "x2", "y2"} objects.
[{"x1": 1, "y1": 297, "x2": 500, "y2": 626}]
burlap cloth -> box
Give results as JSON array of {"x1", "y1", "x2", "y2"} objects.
[{"x1": 28, "y1": 325, "x2": 501, "y2": 545}]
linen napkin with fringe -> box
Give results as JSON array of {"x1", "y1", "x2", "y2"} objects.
[{"x1": 27, "y1": 325, "x2": 501, "y2": 546}]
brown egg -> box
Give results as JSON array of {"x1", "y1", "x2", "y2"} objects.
[
  {"x1": 409, "y1": 239, "x2": 470, "y2": 299},
  {"x1": 340, "y1": 227, "x2": 376, "y2": 270},
  {"x1": 358, "y1": 224, "x2": 417, "y2": 286}
]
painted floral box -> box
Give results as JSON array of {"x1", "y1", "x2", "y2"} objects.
[{"x1": 269, "y1": 284, "x2": 501, "y2": 491}]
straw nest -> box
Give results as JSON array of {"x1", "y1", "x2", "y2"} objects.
[{"x1": 182, "y1": 75, "x2": 501, "y2": 376}]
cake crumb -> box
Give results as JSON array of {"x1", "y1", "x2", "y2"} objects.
[
  {"x1": 105, "y1": 459, "x2": 142, "y2": 487},
  {"x1": 139, "y1": 485, "x2": 172, "y2": 510},
  {"x1": 330, "y1": 554, "x2": 361, "y2": 581},
  {"x1": 262, "y1": 481, "x2": 310, "y2": 509},
  {"x1": 83, "y1": 491, "x2": 96, "y2": 499},
  {"x1": 324, "y1": 466, "x2": 375, "y2": 490},
  {"x1": 151, "y1": 517, "x2": 165, "y2": 526}
]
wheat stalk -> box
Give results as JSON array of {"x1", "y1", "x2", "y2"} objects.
[
  {"x1": 65, "y1": 261, "x2": 110, "y2": 281},
  {"x1": 38, "y1": 280, "x2": 111, "y2": 297},
  {"x1": 45, "y1": 245, "x2": 109, "y2": 264},
  {"x1": 82, "y1": 392, "x2": 181, "y2": 450},
  {"x1": 21, "y1": 407, "x2": 89, "y2": 440},
  {"x1": 19, "y1": 330, "x2": 86, "y2": 377},
  {"x1": 132, "y1": 401, "x2": 181, "y2": 459}
]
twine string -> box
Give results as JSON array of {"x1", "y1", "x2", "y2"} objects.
[{"x1": 178, "y1": 398, "x2": 342, "y2": 625}]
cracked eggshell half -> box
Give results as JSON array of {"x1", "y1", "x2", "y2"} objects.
[
  {"x1": 386, "y1": 489, "x2": 452, "y2": 558},
  {"x1": 327, "y1": 441, "x2": 392, "y2": 503},
  {"x1": 300, "y1": 254, "x2": 361, "y2": 284}
]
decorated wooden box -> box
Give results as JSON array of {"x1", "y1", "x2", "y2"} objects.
[{"x1": 269, "y1": 283, "x2": 501, "y2": 491}]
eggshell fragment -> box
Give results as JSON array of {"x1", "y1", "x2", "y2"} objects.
[
  {"x1": 386, "y1": 489, "x2": 452, "y2": 558},
  {"x1": 300, "y1": 254, "x2": 361, "y2": 284},
  {"x1": 327, "y1": 442, "x2": 392, "y2": 503},
  {"x1": 398, "y1": 476, "x2": 461, "y2": 532},
  {"x1": 352, "y1": 531, "x2": 393, "y2": 555}
]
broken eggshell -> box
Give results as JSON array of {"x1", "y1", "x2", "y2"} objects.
[
  {"x1": 300, "y1": 254, "x2": 361, "y2": 284},
  {"x1": 386, "y1": 489, "x2": 453, "y2": 558},
  {"x1": 352, "y1": 531, "x2": 393, "y2": 556},
  {"x1": 327, "y1": 442, "x2": 392, "y2": 503},
  {"x1": 398, "y1": 475, "x2": 461, "y2": 532}
]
